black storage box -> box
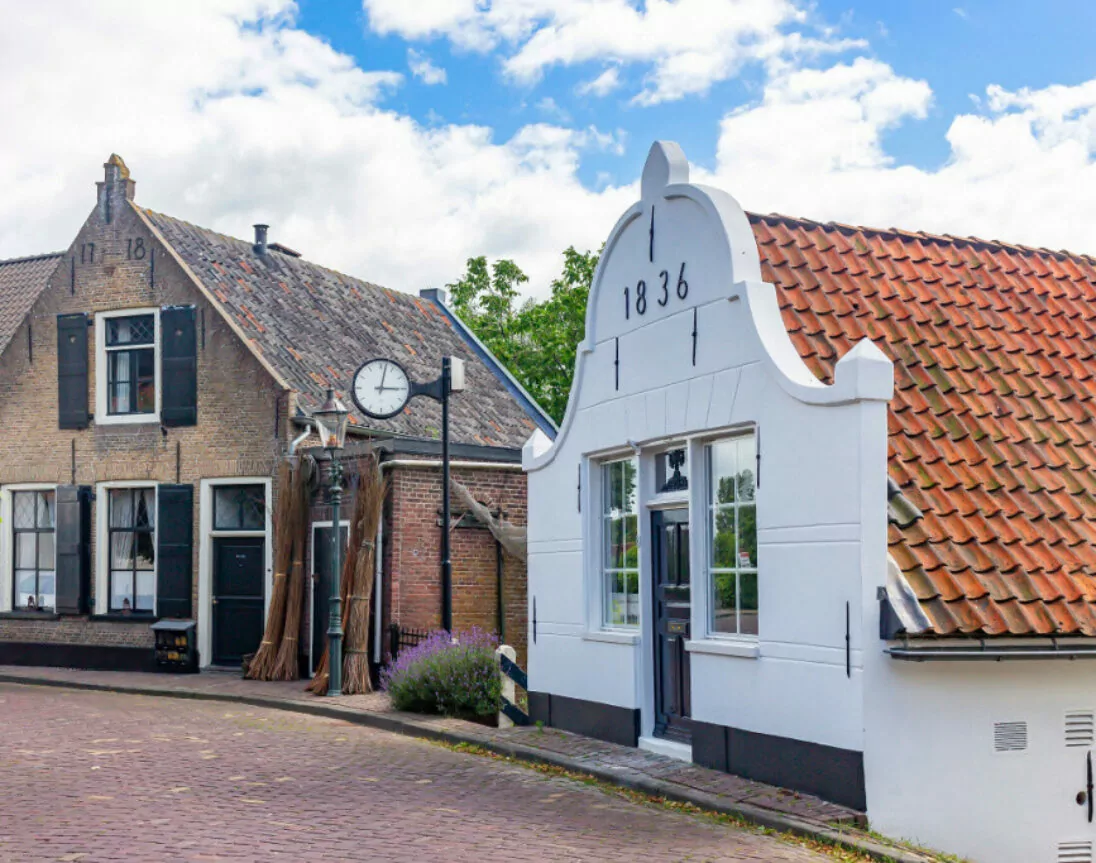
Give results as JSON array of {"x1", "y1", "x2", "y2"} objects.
[{"x1": 151, "y1": 619, "x2": 199, "y2": 673}]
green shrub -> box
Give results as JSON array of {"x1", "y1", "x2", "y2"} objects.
[{"x1": 381, "y1": 628, "x2": 501, "y2": 718}]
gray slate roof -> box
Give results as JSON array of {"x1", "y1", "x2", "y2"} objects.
[
  {"x1": 139, "y1": 208, "x2": 547, "y2": 448},
  {"x1": 0, "y1": 253, "x2": 62, "y2": 355}
]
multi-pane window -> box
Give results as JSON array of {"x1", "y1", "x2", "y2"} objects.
[
  {"x1": 109, "y1": 488, "x2": 156, "y2": 613},
  {"x1": 213, "y1": 485, "x2": 265, "y2": 531},
  {"x1": 105, "y1": 314, "x2": 155, "y2": 416},
  {"x1": 708, "y1": 435, "x2": 758, "y2": 636},
  {"x1": 602, "y1": 457, "x2": 639, "y2": 627},
  {"x1": 13, "y1": 491, "x2": 55, "y2": 612}
]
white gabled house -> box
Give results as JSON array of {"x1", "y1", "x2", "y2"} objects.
[{"x1": 524, "y1": 140, "x2": 1096, "y2": 863}]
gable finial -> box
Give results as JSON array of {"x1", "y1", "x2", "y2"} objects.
[{"x1": 641, "y1": 140, "x2": 689, "y2": 201}]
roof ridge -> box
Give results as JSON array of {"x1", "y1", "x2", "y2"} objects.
[
  {"x1": 142, "y1": 208, "x2": 416, "y2": 300},
  {"x1": 748, "y1": 211, "x2": 1096, "y2": 264},
  {"x1": 0, "y1": 251, "x2": 64, "y2": 266}
]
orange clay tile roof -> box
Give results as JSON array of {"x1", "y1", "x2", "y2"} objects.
[{"x1": 753, "y1": 213, "x2": 1096, "y2": 638}]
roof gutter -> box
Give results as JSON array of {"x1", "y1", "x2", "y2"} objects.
[{"x1": 887, "y1": 642, "x2": 1096, "y2": 662}]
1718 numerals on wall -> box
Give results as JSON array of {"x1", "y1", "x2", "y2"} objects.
[{"x1": 624, "y1": 262, "x2": 688, "y2": 319}]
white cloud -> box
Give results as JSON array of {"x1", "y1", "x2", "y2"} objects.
[
  {"x1": 536, "y1": 96, "x2": 571, "y2": 122},
  {"x1": 711, "y1": 59, "x2": 1096, "y2": 255},
  {"x1": 577, "y1": 66, "x2": 622, "y2": 97},
  {"x1": 362, "y1": 0, "x2": 862, "y2": 105},
  {"x1": 408, "y1": 48, "x2": 448, "y2": 85},
  {"x1": 0, "y1": 0, "x2": 628, "y2": 296}
]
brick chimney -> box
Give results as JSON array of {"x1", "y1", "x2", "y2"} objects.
[{"x1": 96, "y1": 154, "x2": 135, "y2": 224}]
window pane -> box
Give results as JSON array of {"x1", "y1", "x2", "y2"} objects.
[
  {"x1": 12, "y1": 493, "x2": 34, "y2": 529},
  {"x1": 623, "y1": 514, "x2": 638, "y2": 569},
  {"x1": 135, "y1": 532, "x2": 155, "y2": 569},
  {"x1": 711, "y1": 507, "x2": 737, "y2": 568},
  {"x1": 15, "y1": 571, "x2": 36, "y2": 609},
  {"x1": 37, "y1": 533, "x2": 54, "y2": 569},
  {"x1": 656, "y1": 448, "x2": 688, "y2": 494},
  {"x1": 604, "y1": 518, "x2": 624, "y2": 569},
  {"x1": 737, "y1": 505, "x2": 757, "y2": 569},
  {"x1": 135, "y1": 572, "x2": 155, "y2": 612},
  {"x1": 108, "y1": 352, "x2": 133, "y2": 414},
  {"x1": 622, "y1": 459, "x2": 638, "y2": 514},
  {"x1": 606, "y1": 461, "x2": 622, "y2": 516},
  {"x1": 135, "y1": 489, "x2": 155, "y2": 528},
  {"x1": 214, "y1": 485, "x2": 265, "y2": 531},
  {"x1": 37, "y1": 572, "x2": 55, "y2": 611},
  {"x1": 606, "y1": 571, "x2": 627, "y2": 626},
  {"x1": 709, "y1": 442, "x2": 737, "y2": 505},
  {"x1": 37, "y1": 491, "x2": 55, "y2": 529},
  {"x1": 15, "y1": 534, "x2": 36, "y2": 569},
  {"x1": 111, "y1": 533, "x2": 134, "y2": 569},
  {"x1": 712, "y1": 571, "x2": 737, "y2": 634},
  {"x1": 739, "y1": 573, "x2": 759, "y2": 635},
  {"x1": 624, "y1": 570, "x2": 639, "y2": 626},
  {"x1": 110, "y1": 489, "x2": 133, "y2": 528},
  {"x1": 110, "y1": 571, "x2": 134, "y2": 611},
  {"x1": 107, "y1": 315, "x2": 154, "y2": 346},
  {"x1": 736, "y1": 436, "x2": 757, "y2": 503}
]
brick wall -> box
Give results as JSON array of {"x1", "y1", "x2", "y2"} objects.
[
  {"x1": 385, "y1": 460, "x2": 527, "y2": 666},
  {"x1": 0, "y1": 169, "x2": 287, "y2": 651}
]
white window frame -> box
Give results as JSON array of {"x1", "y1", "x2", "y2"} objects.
[
  {"x1": 95, "y1": 481, "x2": 158, "y2": 615},
  {"x1": 198, "y1": 477, "x2": 273, "y2": 669},
  {"x1": 95, "y1": 307, "x2": 161, "y2": 426},
  {"x1": 0, "y1": 484, "x2": 58, "y2": 614},
  {"x1": 702, "y1": 432, "x2": 759, "y2": 642},
  {"x1": 588, "y1": 452, "x2": 641, "y2": 632}
]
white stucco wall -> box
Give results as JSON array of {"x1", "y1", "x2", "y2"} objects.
[{"x1": 524, "y1": 141, "x2": 893, "y2": 754}]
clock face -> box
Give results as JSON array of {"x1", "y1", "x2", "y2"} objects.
[{"x1": 351, "y1": 358, "x2": 411, "y2": 419}]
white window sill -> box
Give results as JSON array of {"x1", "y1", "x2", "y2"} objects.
[
  {"x1": 685, "y1": 638, "x2": 760, "y2": 659},
  {"x1": 583, "y1": 629, "x2": 641, "y2": 645},
  {"x1": 97, "y1": 413, "x2": 160, "y2": 426}
]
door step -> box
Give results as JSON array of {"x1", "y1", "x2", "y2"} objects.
[{"x1": 639, "y1": 735, "x2": 692, "y2": 762}]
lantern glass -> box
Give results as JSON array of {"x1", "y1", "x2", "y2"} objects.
[{"x1": 314, "y1": 388, "x2": 350, "y2": 450}]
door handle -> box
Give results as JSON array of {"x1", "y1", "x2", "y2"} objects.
[{"x1": 212, "y1": 598, "x2": 218, "y2": 605}]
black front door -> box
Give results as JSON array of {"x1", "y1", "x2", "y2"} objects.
[
  {"x1": 311, "y1": 524, "x2": 349, "y2": 674},
  {"x1": 652, "y1": 508, "x2": 692, "y2": 742},
  {"x1": 212, "y1": 536, "x2": 265, "y2": 666}
]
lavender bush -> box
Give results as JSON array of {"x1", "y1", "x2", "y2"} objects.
[{"x1": 381, "y1": 628, "x2": 502, "y2": 718}]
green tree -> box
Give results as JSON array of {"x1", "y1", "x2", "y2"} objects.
[{"x1": 447, "y1": 247, "x2": 598, "y2": 425}]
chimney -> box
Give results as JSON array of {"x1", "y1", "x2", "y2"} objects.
[
  {"x1": 96, "y1": 154, "x2": 135, "y2": 224},
  {"x1": 253, "y1": 224, "x2": 269, "y2": 255}
]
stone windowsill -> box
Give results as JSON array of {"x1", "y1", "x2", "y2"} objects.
[
  {"x1": 0, "y1": 611, "x2": 61, "y2": 621},
  {"x1": 684, "y1": 638, "x2": 760, "y2": 659}
]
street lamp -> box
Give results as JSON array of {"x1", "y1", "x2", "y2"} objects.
[{"x1": 313, "y1": 388, "x2": 350, "y2": 696}]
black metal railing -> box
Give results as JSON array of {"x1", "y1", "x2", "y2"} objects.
[{"x1": 388, "y1": 624, "x2": 431, "y2": 661}]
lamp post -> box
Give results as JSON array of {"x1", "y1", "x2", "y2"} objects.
[{"x1": 313, "y1": 388, "x2": 350, "y2": 696}]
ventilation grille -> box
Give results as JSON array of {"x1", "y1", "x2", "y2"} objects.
[
  {"x1": 1066, "y1": 712, "x2": 1095, "y2": 747},
  {"x1": 994, "y1": 721, "x2": 1028, "y2": 753},
  {"x1": 1058, "y1": 840, "x2": 1093, "y2": 863}
]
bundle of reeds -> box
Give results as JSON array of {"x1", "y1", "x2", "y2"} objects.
[
  {"x1": 271, "y1": 455, "x2": 314, "y2": 680},
  {"x1": 245, "y1": 459, "x2": 295, "y2": 680},
  {"x1": 342, "y1": 455, "x2": 387, "y2": 694}
]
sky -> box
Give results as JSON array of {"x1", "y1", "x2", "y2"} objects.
[{"x1": 1, "y1": 0, "x2": 1095, "y2": 298}]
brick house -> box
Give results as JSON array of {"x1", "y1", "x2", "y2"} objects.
[{"x1": 0, "y1": 155, "x2": 552, "y2": 673}]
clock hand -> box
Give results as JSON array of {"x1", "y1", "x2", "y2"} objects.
[{"x1": 380, "y1": 364, "x2": 388, "y2": 388}]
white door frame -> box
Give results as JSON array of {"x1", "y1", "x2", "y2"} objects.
[{"x1": 198, "y1": 477, "x2": 273, "y2": 668}]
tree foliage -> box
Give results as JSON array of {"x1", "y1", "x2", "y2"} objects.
[{"x1": 447, "y1": 247, "x2": 598, "y2": 425}]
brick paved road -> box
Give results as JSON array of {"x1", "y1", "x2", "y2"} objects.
[{"x1": 0, "y1": 683, "x2": 832, "y2": 862}]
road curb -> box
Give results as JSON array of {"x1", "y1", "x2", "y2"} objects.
[{"x1": 0, "y1": 673, "x2": 933, "y2": 863}]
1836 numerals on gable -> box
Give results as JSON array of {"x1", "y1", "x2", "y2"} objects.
[{"x1": 624, "y1": 261, "x2": 688, "y2": 319}]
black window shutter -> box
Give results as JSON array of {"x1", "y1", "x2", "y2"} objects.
[
  {"x1": 160, "y1": 305, "x2": 197, "y2": 427},
  {"x1": 157, "y1": 484, "x2": 194, "y2": 618},
  {"x1": 56, "y1": 313, "x2": 89, "y2": 429},
  {"x1": 55, "y1": 485, "x2": 91, "y2": 614}
]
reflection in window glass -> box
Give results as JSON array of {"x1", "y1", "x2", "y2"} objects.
[
  {"x1": 602, "y1": 457, "x2": 639, "y2": 627},
  {"x1": 708, "y1": 435, "x2": 758, "y2": 636},
  {"x1": 108, "y1": 488, "x2": 156, "y2": 613},
  {"x1": 12, "y1": 490, "x2": 55, "y2": 611},
  {"x1": 213, "y1": 485, "x2": 266, "y2": 531}
]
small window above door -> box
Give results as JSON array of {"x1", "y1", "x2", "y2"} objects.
[
  {"x1": 655, "y1": 448, "x2": 689, "y2": 495},
  {"x1": 213, "y1": 485, "x2": 266, "y2": 531}
]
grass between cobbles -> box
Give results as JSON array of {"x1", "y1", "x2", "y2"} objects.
[{"x1": 437, "y1": 740, "x2": 909, "y2": 863}]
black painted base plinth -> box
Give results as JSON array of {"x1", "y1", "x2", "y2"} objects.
[
  {"x1": 528, "y1": 691, "x2": 640, "y2": 747},
  {"x1": 0, "y1": 641, "x2": 156, "y2": 673}
]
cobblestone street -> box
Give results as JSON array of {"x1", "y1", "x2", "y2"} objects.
[{"x1": 0, "y1": 683, "x2": 837, "y2": 862}]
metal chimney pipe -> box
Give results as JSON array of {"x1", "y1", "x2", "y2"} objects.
[{"x1": 253, "y1": 224, "x2": 269, "y2": 255}]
